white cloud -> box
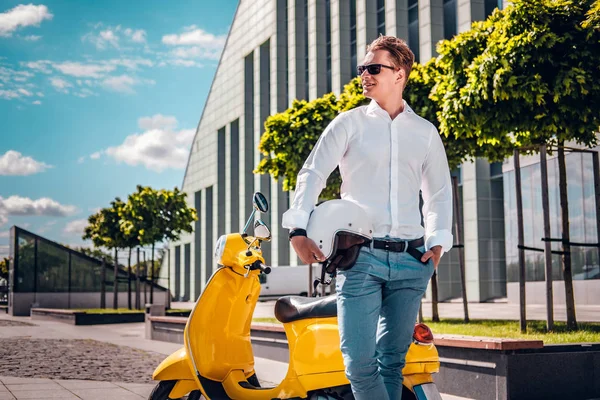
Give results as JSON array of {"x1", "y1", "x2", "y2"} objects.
[
  {"x1": 74, "y1": 87, "x2": 96, "y2": 98},
  {"x1": 23, "y1": 34, "x2": 41, "y2": 41},
  {"x1": 101, "y1": 74, "x2": 136, "y2": 94},
  {"x1": 124, "y1": 28, "x2": 146, "y2": 43},
  {"x1": 0, "y1": 150, "x2": 52, "y2": 175},
  {"x1": 77, "y1": 156, "x2": 85, "y2": 164},
  {"x1": 23, "y1": 60, "x2": 52, "y2": 73},
  {"x1": 0, "y1": 230, "x2": 9, "y2": 238},
  {"x1": 90, "y1": 151, "x2": 101, "y2": 159},
  {"x1": 170, "y1": 46, "x2": 220, "y2": 60},
  {"x1": 138, "y1": 114, "x2": 178, "y2": 131},
  {"x1": 162, "y1": 26, "x2": 226, "y2": 47},
  {"x1": 0, "y1": 196, "x2": 77, "y2": 217},
  {"x1": 102, "y1": 75, "x2": 153, "y2": 94},
  {"x1": 17, "y1": 88, "x2": 32, "y2": 96},
  {"x1": 32, "y1": 100, "x2": 41, "y2": 105},
  {"x1": 83, "y1": 25, "x2": 146, "y2": 49},
  {"x1": 107, "y1": 58, "x2": 153, "y2": 70},
  {"x1": 53, "y1": 61, "x2": 115, "y2": 78},
  {"x1": 0, "y1": 89, "x2": 19, "y2": 99},
  {"x1": 0, "y1": 4, "x2": 53, "y2": 37},
  {"x1": 102, "y1": 115, "x2": 195, "y2": 172},
  {"x1": 63, "y1": 219, "x2": 88, "y2": 236},
  {"x1": 164, "y1": 59, "x2": 203, "y2": 68},
  {"x1": 99, "y1": 29, "x2": 119, "y2": 48},
  {"x1": 36, "y1": 91, "x2": 44, "y2": 97},
  {"x1": 50, "y1": 76, "x2": 72, "y2": 93}
]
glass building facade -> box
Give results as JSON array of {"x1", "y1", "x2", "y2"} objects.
[{"x1": 504, "y1": 152, "x2": 600, "y2": 283}]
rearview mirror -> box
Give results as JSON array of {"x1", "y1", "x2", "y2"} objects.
[
  {"x1": 253, "y1": 192, "x2": 269, "y2": 213},
  {"x1": 254, "y1": 219, "x2": 271, "y2": 241}
]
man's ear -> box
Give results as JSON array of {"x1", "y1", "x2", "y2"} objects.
[{"x1": 396, "y1": 69, "x2": 405, "y2": 85}]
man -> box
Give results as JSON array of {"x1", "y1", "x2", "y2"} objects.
[{"x1": 282, "y1": 36, "x2": 453, "y2": 400}]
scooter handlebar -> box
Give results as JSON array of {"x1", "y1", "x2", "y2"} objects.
[{"x1": 251, "y1": 260, "x2": 271, "y2": 274}]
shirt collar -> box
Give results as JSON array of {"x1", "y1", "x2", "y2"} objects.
[{"x1": 366, "y1": 99, "x2": 414, "y2": 118}]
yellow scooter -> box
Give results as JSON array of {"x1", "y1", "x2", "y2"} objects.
[{"x1": 149, "y1": 192, "x2": 442, "y2": 400}]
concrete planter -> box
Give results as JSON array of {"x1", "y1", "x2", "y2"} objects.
[{"x1": 31, "y1": 308, "x2": 145, "y2": 325}]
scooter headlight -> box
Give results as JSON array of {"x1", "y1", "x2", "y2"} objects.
[{"x1": 214, "y1": 235, "x2": 227, "y2": 265}]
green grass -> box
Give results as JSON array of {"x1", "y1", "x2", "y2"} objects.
[
  {"x1": 75, "y1": 308, "x2": 143, "y2": 314},
  {"x1": 166, "y1": 308, "x2": 191, "y2": 314},
  {"x1": 252, "y1": 317, "x2": 600, "y2": 344}
]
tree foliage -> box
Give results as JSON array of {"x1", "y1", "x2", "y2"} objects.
[
  {"x1": 82, "y1": 198, "x2": 137, "y2": 250},
  {"x1": 120, "y1": 185, "x2": 197, "y2": 247},
  {"x1": 433, "y1": 0, "x2": 600, "y2": 153},
  {"x1": 0, "y1": 257, "x2": 8, "y2": 280}
]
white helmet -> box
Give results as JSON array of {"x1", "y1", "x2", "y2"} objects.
[{"x1": 306, "y1": 199, "x2": 373, "y2": 270}]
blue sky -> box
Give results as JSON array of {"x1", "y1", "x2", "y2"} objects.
[{"x1": 0, "y1": 1, "x2": 238, "y2": 256}]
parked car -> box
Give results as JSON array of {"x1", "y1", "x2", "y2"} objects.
[{"x1": 258, "y1": 264, "x2": 331, "y2": 299}]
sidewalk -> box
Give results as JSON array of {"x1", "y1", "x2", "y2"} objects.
[
  {"x1": 0, "y1": 376, "x2": 154, "y2": 400},
  {"x1": 0, "y1": 314, "x2": 473, "y2": 399}
]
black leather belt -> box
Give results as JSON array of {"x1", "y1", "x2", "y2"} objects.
[
  {"x1": 363, "y1": 237, "x2": 424, "y2": 252},
  {"x1": 362, "y1": 237, "x2": 427, "y2": 263}
]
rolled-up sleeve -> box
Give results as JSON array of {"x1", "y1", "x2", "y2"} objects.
[
  {"x1": 421, "y1": 126, "x2": 454, "y2": 253},
  {"x1": 281, "y1": 116, "x2": 349, "y2": 230}
]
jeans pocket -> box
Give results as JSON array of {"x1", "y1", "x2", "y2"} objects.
[{"x1": 336, "y1": 270, "x2": 372, "y2": 297}]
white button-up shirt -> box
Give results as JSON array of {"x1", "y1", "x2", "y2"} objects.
[{"x1": 282, "y1": 99, "x2": 454, "y2": 253}]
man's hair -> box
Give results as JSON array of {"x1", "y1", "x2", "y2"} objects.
[{"x1": 366, "y1": 35, "x2": 415, "y2": 82}]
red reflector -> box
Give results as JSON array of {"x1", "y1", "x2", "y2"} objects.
[{"x1": 413, "y1": 323, "x2": 434, "y2": 344}]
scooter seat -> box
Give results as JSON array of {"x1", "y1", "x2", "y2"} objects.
[{"x1": 274, "y1": 295, "x2": 337, "y2": 323}]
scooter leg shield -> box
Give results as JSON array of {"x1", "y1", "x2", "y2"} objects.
[{"x1": 152, "y1": 347, "x2": 195, "y2": 381}]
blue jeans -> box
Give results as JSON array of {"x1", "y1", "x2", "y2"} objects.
[{"x1": 335, "y1": 239, "x2": 434, "y2": 400}]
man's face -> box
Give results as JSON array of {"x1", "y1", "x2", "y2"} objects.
[{"x1": 360, "y1": 49, "x2": 404, "y2": 102}]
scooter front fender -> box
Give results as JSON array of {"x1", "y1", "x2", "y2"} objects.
[{"x1": 152, "y1": 347, "x2": 195, "y2": 381}]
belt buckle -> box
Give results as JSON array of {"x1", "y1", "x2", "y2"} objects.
[{"x1": 384, "y1": 241, "x2": 390, "y2": 251}]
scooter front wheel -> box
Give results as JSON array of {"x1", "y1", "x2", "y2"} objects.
[{"x1": 148, "y1": 380, "x2": 203, "y2": 400}]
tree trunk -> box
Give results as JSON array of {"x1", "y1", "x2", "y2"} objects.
[
  {"x1": 136, "y1": 248, "x2": 141, "y2": 310},
  {"x1": 558, "y1": 144, "x2": 578, "y2": 330},
  {"x1": 127, "y1": 248, "x2": 132, "y2": 310},
  {"x1": 514, "y1": 149, "x2": 527, "y2": 333},
  {"x1": 150, "y1": 244, "x2": 155, "y2": 304},
  {"x1": 113, "y1": 248, "x2": 118, "y2": 310},
  {"x1": 452, "y1": 176, "x2": 469, "y2": 323},
  {"x1": 539, "y1": 144, "x2": 554, "y2": 332},
  {"x1": 431, "y1": 270, "x2": 440, "y2": 322},
  {"x1": 101, "y1": 257, "x2": 106, "y2": 309}
]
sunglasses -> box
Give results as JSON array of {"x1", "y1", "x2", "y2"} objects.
[{"x1": 357, "y1": 64, "x2": 396, "y2": 75}]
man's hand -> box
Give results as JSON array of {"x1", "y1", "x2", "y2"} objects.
[
  {"x1": 291, "y1": 236, "x2": 326, "y2": 264},
  {"x1": 421, "y1": 245, "x2": 442, "y2": 269}
]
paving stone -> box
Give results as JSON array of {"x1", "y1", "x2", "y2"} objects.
[
  {"x1": 56, "y1": 379, "x2": 117, "y2": 390},
  {"x1": 12, "y1": 390, "x2": 79, "y2": 399},
  {"x1": 0, "y1": 393, "x2": 16, "y2": 400},
  {"x1": 71, "y1": 387, "x2": 144, "y2": 400},
  {"x1": 0, "y1": 379, "x2": 50, "y2": 386},
  {"x1": 6, "y1": 383, "x2": 62, "y2": 392}
]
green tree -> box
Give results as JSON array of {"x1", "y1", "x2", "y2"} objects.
[
  {"x1": 0, "y1": 257, "x2": 8, "y2": 281},
  {"x1": 120, "y1": 186, "x2": 197, "y2": 302},
  {"x1": 433, "y1": 0, "x2": 600, "y2": 330}
]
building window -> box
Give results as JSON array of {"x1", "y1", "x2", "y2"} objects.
[
  {"x1": 408, "y1": 0, "x2": 419, "y2": 62},
  {"x1": 325, "y1": 0, "x2": 332, "y2": 93},
  {"x1": 350, "y1": 0, "x2": 357, "y2": 73},
  {"x1": 377, "y1": 0, "x2": 386, "y2": 36},
  {"x1": 485, "y1": 0, "x2": 502, "y2": 17},
  {"x1": 443, "y1": 0, "x2": 457, "y2": 40},
  {"x1": 490, "y1": 162, "x2": 503, "y2": 179}
]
